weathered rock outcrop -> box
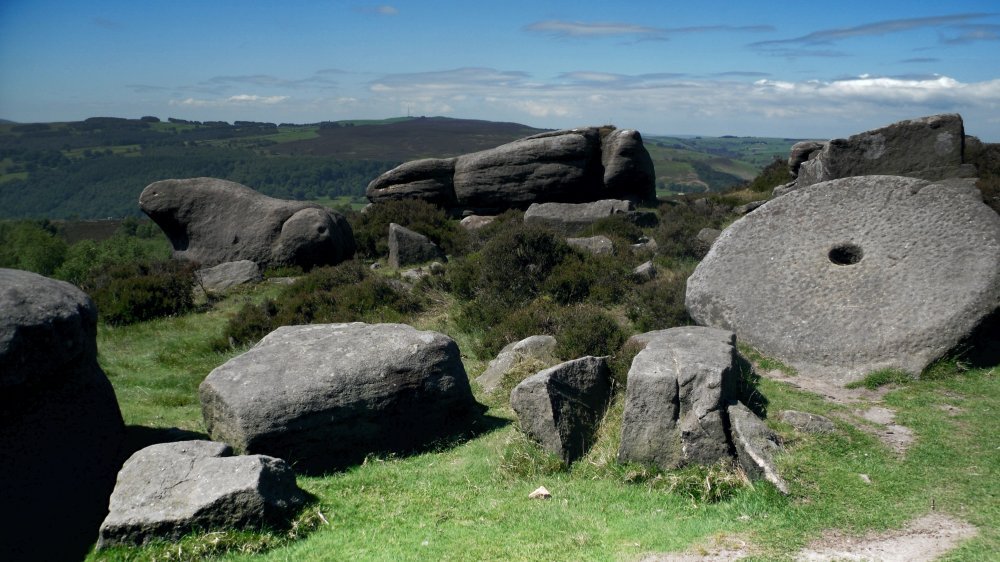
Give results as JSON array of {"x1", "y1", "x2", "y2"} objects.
[
  {"x1": 687, "y1": 175, "x2": 1000, "y2": 383},
  {"x1": 566, "y1": 235, "x2": 614, "y2": 255},
  {"x1": 617, "y1": 327, "x2": 740, "y2": 469},
  {"x1": 476, "y1": 335, "x2": 558, "y2": 395},
  {"x1": 195, "y1": 260, "x2": 262, "y2": 293},
  {"x1": 794, "y1": 114, "x2": 977, "y2": 188},
  {"x1": 728, "y1": 402, "x2": 788, "y2": 494},
  {"x1": 524, "y1": 199, "x2": 634, "y2": 235},
  {"x1": 98, "y1": 441, "x2": 308, "y2": 548},
  {"x1": 511, "y1": 356, "x2": 612, "y2": 464},
  {"x1": 1, "y1": 269, "x2": 125, "y2": 561},
  {"x1": 367, "y1": 127, "x2": 655, "y2": 210},
  {"x1": 140, "y1": 177, "x2": 355, "y2": 269},
  {"x1": 388, "y1": 223, "x2": 446, "y2": 268},
  {"x1": 200, "y1": 323, "x2": 479, "y2": 472}
]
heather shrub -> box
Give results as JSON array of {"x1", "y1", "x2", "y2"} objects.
[
  {"x1": 87, "y1": 260, "x2": 196, "y2": 325},
  {"x1": 218, "y1": 260, "x2": 420, "y2": 348},
  {"x1": 349, "y1": 199, "x2": 468, "y2": 258},
  {"x1": 626, "y1": 268, "x2": 693, "y2": 332},
  {"x1": 553, "y1": 304, "x2": 625, "y2": 359},
  {"x1": 476, "y1": 223, "x2": 572, "y2": 306},
  {"x1": 748, "y1": 156, "x2": 791, "y2": 193},
  {"x1": 0, "y1": 220, "x2": 68, "y2": 276},
  {"x1": 653, "y1": 198, "x2": 732, "y2": 259},
  {"x1": 578, "y1": 215, "x2": 645, "y2": 243}
]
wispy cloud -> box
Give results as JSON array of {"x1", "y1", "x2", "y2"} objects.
[
  {"x1": 713, "y1": 71, "x2": 771, "y2": 78},
  {"x1": 92, "y1": 17, "x2": 122, "y2": 30},
  {"x1": 524, "y1": 20, "x2": 772, "y2": 40},
  {"x1": 900, "y1": 57, "x2": 941, "y2": 64},
  {"x1": 751, "y1": 13, "x2": 994, "y2": 50},
  {"x1": 355, "y1": 5, "x2": 398, "y2": 16},
  {"x1": 941, "y1": 23, "x2": 1000, "y2": 44},
  {"x1": 169, "y1": 94, "x2": 289, "y2": 107}
]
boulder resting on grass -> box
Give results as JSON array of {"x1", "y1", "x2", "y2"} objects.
[{"x1": 200, "y1": 322, "x2": 480, "y2": 472}]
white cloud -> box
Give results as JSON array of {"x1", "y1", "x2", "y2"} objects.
[{"x1": 169, "y1": 94, "x2": 289, "y2": 107}]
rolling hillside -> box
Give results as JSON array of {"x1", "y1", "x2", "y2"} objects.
[{"x1": 0, "y1": 116, "x2": 799, "y2": 219}]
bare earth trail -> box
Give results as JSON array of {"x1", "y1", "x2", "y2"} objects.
[{"x1": 641, "y1": 367, "x2": 979, "y2": 562}]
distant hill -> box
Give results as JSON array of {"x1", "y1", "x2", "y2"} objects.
[
  {"x1": 0, "y1": 115, "x2": 798, "y2": 219},
  {"x1": 269, "y1": 116, "x2": 547, "y2": 160}
]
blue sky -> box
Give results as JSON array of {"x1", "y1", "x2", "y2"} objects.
[{"x1": 1, "y1": 1, "x2": 998, "y2": 139}]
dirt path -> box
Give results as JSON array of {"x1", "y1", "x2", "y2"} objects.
[{"x1": 794, "y1": 512, "x2": 977, "y2": 561}]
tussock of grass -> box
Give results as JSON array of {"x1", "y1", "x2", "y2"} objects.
[
  {"x1": 845, "y1": 368, "x2": 915, "y2": 390},
  {"x1": 738, "y1": 344, "x2": 797, "y2": 377}
]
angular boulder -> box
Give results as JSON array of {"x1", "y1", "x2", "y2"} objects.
[
  {"x1": 618, "y1": 326, "x2": 739, "y2": 469},
  {"x1": 195, "y1": 260, "x2": 262, "y2": 293},
  {"x1": 778, "y1": 410, "x2": 836, "y2": 433},
  {"x1": 139, "y1": 177, "x2": 355, "y2": 269},
  {"x1": 1, "y1": 269, "x2": 125, "y2": 561},
  {"x1": 97, "y1": 441, "x2": 308, "y2": 548},
  {"x1": 524, "y1": 199, "x2": 634, "y2": 235},
  {"x1": 796, "y1": 114, "x2": 977, "y2": 188},
  {"x1": 728, "y1": 402, "x2": 788, "y2": 494},
  {"x1": 200, "y1": 323, "x2": 479, "y2": 472},
  {"x1": 367, "y1": 126, "x2": 656, "y2": 210},
  {"x1": 511, "y1": 356, "x2": 612, "y2": 464},
  {"x1": 686, "y1": 175, "x2": 1000, "y2": 383},
  {"x1": 388, "y1": 223, "x2": 446, "y2": 268},
  {"x1": 566, "y1": 235, "x2": 614, "y2": 256},
  {"x1": 633, "y1": 260, "x2": 657, "y2": 283},
  {"x1": 476, "y1": 335, "x2": 558, "y2": 395}
]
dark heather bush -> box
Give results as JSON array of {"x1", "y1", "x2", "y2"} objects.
[
  {"x1": 349, "y1": 198, "x2": 469, "y2": 259},
  {"x1": 967, "y1": 140, "x2": 1000, "y2": 214},
  {"x1": 577, "y1": 215, "x2": 645, "y2": 243},
  {"x1": 625, "y1": 270, "x2": 693, "y2": 332},
  {"x1": 87, "y1": 260, "x2": 196, "y2": 325},
  {"x1": 552, "y1": 304, "x2": 625, "y2": 359},
  {"x1": 219, "y1": 260, "x2": 421, "y2": 348},
  {"x1": 653, "y1": 198, "x2": 733, "y2": 259},
  {"x1": 748, "y1": 156, "x2": 792, "y2": 193},
  {"x1": 477, "y1": 223, "x2": 572, "y2": 306}
]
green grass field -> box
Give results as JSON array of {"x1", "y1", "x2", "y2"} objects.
[{"x1": 88, "y1": 284, "x2": 998, "y2": 561}]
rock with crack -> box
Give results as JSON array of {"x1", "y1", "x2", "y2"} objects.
[
  {"x1": 511, "y1": 356, "x2": 613, "y2": 464},
  {"x1": 476, "y1": 335, "x2": 558, "y2": 395},
  {"x1": 795, "y1": 114, "x2": 977, "y2": 188},
  {"x1": 200, "y1": 322, "x2": 480, "y2": 472},
  {"x1": 368, "y1": 126, "x2": 656, "y2": 210},
  {"x1": 1, "y1": 269, "x2": 125, "y2": 561},
  {"x1": 728, "y1": 402, "x2": 789, "y2": 494},
  {"x1": 140, "y1": 177, "x2": 355, "y2": 269},
  {"x1": 618, "y1": 326, "x2": 741, "y2": 469},
  {"x1": 388, "y1": 223, "x2": 446, "y2": 268},
  {"x1": 686, "y1": 175, "x2": 1000, "y2": 384},
  {"x1": 524, "y1": 199, "x2": 635, "y2": 236},
  {"x1": 97, "y1": 440, "x2": 308, "y2": 548}
]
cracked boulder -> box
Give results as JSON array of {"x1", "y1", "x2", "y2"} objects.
[
  {"x1": 200, "y1": 323, "x2": 480, "y2": 472},
  {"x1": 728, "y1": 402, "x2": 788, "y2": 494},
  {"x1": 686, "y1": 175, "x2": 1000, "y2": 384},
  {"x1": 511, "y1": 356, "x2": 613, "y2": 464},
  {"x1": 617, "y1": 326, "x2": 741, "y2": 469},
  {"x1": 388, "y1": 223, "x2": 446, "y2": 268},
  {"x1": 97, "y1": 441, "x2": 308, "y2": 548}
]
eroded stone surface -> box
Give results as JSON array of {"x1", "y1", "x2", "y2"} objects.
[{"x1": 686, "y1": 175, "x2": 1000, "y2": 384}]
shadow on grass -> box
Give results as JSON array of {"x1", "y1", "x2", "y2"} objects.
[{"x1": 120, "y1": 425, "x2": 210, "y2": 460}]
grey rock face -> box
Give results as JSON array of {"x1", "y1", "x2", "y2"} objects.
[
  {"x1": 366, "y1": 157, "x2": 458, "y2": 207},
  {"x1": 728, "y1": 402, "x2": 789, "y2": 494},
  {"x1": 694, "y1": 228, "x2": 722, "y2": 255},
  {"x1": 566, "y1": 235, "x2": 614, "y2": 256},
  {"x1": 139, "y1": 177, "x2": 355, "y2": 269},
  {"x1": 524, "y1": 199, "x2": 634, "y2": 235},
  {"x1": 454, "y1": 128, "x2": 605, "y2": 209},
  {"x1": 796, "y1": 114, "x2": 976, "y2": 188},
  {"x1": 97, "y1": 441, "x2": 308, "y2": 548},
  {"x1": 778, "y1": 410, "x2": 836, "y2": 433},
  {"x1": 511, "y1": 356, "x2": 612, "y2": 464},
  {"x1": 1, "y1": 269, "x2": 124, "y2": 561},
  {"x1": 195, "y1": 260, "x2": 262, "y2": 293},
  {"x1": 788, "y1": 141, "x2": 825, "y2": 178},
  {"x1": 388, "y1": 223, "x2": 446, "y2": 268},
  {"x1": 633, "y1": 260, "x2": 657, "y2": 283},
  {"x1": 459, "y1": 214, "x2": 496, "y2": 230},
  {"x1": 618, "y1": 326, "x2": 739, "y2": 469},
  {"x1": 687, "y1": 175, "x2": 1000, "y2": 383},
  {"x1": 200, "y1": 323, "x2": 479, "y2": 472},
  {"x1": 367, "y1": 127, "x2": 656, "y2": 210},
  {"x1": 601, "y1": 128, "x2": 656, "y2": 201},
  {"x1": 476, "y1": 335, "x2": 558, "y2": 395}
]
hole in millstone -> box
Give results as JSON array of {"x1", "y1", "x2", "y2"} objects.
[{"x1": 829, "y1": 243, "x2": 863, "y2": 266}]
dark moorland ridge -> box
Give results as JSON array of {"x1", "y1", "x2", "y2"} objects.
[{"x1": 0, "y1": 115, "x2": 796, "y2": 220}]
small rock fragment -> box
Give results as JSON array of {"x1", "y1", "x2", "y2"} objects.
[{"x1": 528, "y1": 486, "x2": 552, "y2": 499}]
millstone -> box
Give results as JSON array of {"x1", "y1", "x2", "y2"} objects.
[{"x1": 686, "y1": 175, "x2": 1000, "y2": 384}]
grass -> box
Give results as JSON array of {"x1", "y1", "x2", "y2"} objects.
[{"x1": 86, "y1": 276, "x2": 999, "y2": 560}]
